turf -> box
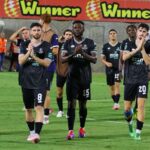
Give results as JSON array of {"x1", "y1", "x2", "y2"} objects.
[{"x1": 0, "y1": 72, "x2": 150, "y2": 150}]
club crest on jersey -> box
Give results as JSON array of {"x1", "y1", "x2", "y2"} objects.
[
  {"x1": 73, "y1": 53, "x2": 84, "y2": 58},
  {"x1": 116, "y1": 47, "x2": 120, "y2": 51},
  {"x1": 82, "y1": 44, "x2": 88, "y2": 50},
  {"x1": 71, "y1": 45, "x2": 75, "y2": 48},
  {"x1": 39, "y1": 48, "x2": 44, "y2": 54}
]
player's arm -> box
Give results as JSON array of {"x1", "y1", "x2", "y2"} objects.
[
  {"x1": 122, "y1": 49, "x2": 139, "y2": 61},
  {"x1": 61, "y1": 40, "x2": 76, "y2": 63},
  {"x1": 18, "y1": 50, "x2": 31, "y2": 65},
  {"x1": 122, "y1": 38, "x2": 144, "y2": 61},
  {"x1": 141, "y1": 48, "x2": 150, "y2": 65},
  {"x1": 100, "y1": 44, "x2": 112, "y2": 67},
  {"x1": 31, "y1": 55, "x2": 51, "y2": 67},
  {"x1": 101, "y1": 54, "x2": 112, "y2": 67},
  {"x1": 51, "y1": 34, "x2": 59, "y2": 55},
  {"x1": 18, "y1": 42, "x2": 32, "y2": 65},
  {"x1": 30, "y1": 44, "x2": 52, "y2": 67},
  {"x1": 9, "y1": 27, "x2": 27, "y2": 43},
  {"x1": 61, "y1": 44, "x2": 88, "y2": 63},
  {"x1": 119, "y1": 50, "x2": 123, "y2": 72},
  {"x1": 81, "y1": 41, "x2": 97, "y2": 63},
  {"x1": 61, "y1": 50, "x2": 76, "y2": 63},
  {"x1": 140, "y1": 37, "x2": 150, "y2": 65},
  {"x1": 82, "y1": 50, "x2": 97, "y2": 64}
]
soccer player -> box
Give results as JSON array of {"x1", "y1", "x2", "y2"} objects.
[
  {"x1": 122, "y1": 23, "x2": 150, "y2": 140},
  {"x1": 9, "y1": 27, "x2": 30, "y2": 71},
  {"x1": 121, "y1": 24, "x2": 137, "y2": 81},
  {"x1": 39, "y1": 14, "x2": 59, "y2": 124},
  {"x1": 9, "y1": 26, "x2": 30, "y2": 45},
  {"x1": 61, "y1": 21, "x2": 97, "y2": 140},
  {"x1": 18, "y1": 22, "x2": 52, "y2": 143},
  {"x1": 56, "y1": 29, "x2": 73, "y2": 117},
  {"x1": 101, "y1": 29, "x2": 121, "y2": 110},
  {"x1": 121, "y1": 25, "x2": 137, "y2": 114}
]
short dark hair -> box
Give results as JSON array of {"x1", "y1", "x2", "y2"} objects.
[
  {"x1": 109, "y1": 29, "x2": 117, "y2": 33},
  {"x1": 30, "y1": 22, "x2": 42, "y2": 29},
  {"x1": 63, "y1": 29, "x2": 72, "y2": 35},
  {"x1": 126, "y1": 24, "x2": 137, "y2": 32},
  {"x1": 138, "y1": 23, "x2": 149, "y2": 31},
  {"x1": 72, "y1": 20, "x2": 84, "y2": 26}
]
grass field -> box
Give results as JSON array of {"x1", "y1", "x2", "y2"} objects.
[{"x1": 0, "y1": 72, "x2": 150, "y2": 150}]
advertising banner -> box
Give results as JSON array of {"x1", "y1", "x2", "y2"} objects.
[{"x1": 1, "y1": 0, "x2": 150, "y2": 22}]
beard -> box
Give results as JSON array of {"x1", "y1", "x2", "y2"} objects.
[{"x1": 32, "y1": 34, "x2": 41, "y2": 40}]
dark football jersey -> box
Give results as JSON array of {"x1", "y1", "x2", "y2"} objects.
[
  {"x1": 122, "y1": 39, "x2": 150, "y2": 84},
  {"x1": 101, "y1": 42, "x2": 121, "y2": 74},
  {"x1": 19, "y1": 40, "x2": 53, "y2": 89},
  {"x1": 61, "y1": 37, "x2": 96, "y2": 84}
]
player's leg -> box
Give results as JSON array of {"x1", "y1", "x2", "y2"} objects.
[
  {"x1": 56, "y1": 74, "x2": 66, "y2": 117},
  {"x1": 110, "y1": 71, "x2": 121, "y2": 110},
  {"x1": 33, "y1": 88, "x2": 46, "y2": 143},
  {"x1": 43, "y1": 90, "x2": 51, "y2": 124},
  {"x1": 106, "y1": 73, "x2": 116, "y2": 108},
  {"x1": 13, "y1": 53, "x2": 18, "y2": 71},
  {"x1": 124, "y1": 101, "x2": 134, "y2": 137},
  {"x1": 124, "y1": 84, "x2": 136, "y2": 137},
  {"x1": 66, "y1": 79, "x2": 77, "y2": 140},
  {"x1": 114, "y1": 82, "x2": 120, "y2": 109},
  {"x1": 78, "y1": 83, "x2": 90, "y2": 138},
  {"x1": 43, "y1": 72, "x2": 54, "y2": 124},
  {"x1": 22, "y1": 88, "x2": 35, "y2": 141},
  {"x1": 78, "y1": 99, "x2": 87, "y2": 138},
  {"x1": 56, "y1": 87, "x2": 64, "y2": 117},
  {"x1": 113, "y1": 71, "x2": 121, "y2": 109},
  {"x1": 134, "y1": 84, "x2": 148, "y2": 140},
  {"x1": 66, "y1": 100, "x2": 76, "y2": 140},
  {"x1": 133, "y1": 95, "x2": 138, "y2": 118}
]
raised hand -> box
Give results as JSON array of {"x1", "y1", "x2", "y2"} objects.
[
  {"x1": 136, "y1": 36, "x2": 145, "y2": 51},
  {"x1": 75, "y1": 44, "x2": 83, "y2": 54},
  {"x1": 106, "y1": 62, "x2": 113, "y2": 67}
]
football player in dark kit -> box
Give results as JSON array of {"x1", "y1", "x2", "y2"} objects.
[
  {"x1": 56, "y1": 29, "x2": 73, "y2": 118},
  {"x1": 61, "y1": 21, "x2": 97, "y2": 140},
  {"x1": 18, "y1": 22, "x2": 52, "y2": 143},
  {"x1": 121, "y1": 25, "x2": 137, "y2": 114},
  {"x1": 121, "y1": 24, "x2": 137, "y2": 83},
  {"x1": 101, "y1": 29, "x2": 121, "y2": 110},
  {"x1": 122, "y1": 23, "x2": 150, "y2": 140}
]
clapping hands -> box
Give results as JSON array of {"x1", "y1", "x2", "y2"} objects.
[{"x1": 136, "y1": 36, "x2": 145, "y2": 51}]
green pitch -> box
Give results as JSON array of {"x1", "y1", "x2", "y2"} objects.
[{"x1": 0, "y1": 72, "x2": 150, "y2": 150}]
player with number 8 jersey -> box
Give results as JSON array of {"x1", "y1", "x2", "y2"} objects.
[{"x1": 18, "y1": 22, "x2": 52, "y2": 143}]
